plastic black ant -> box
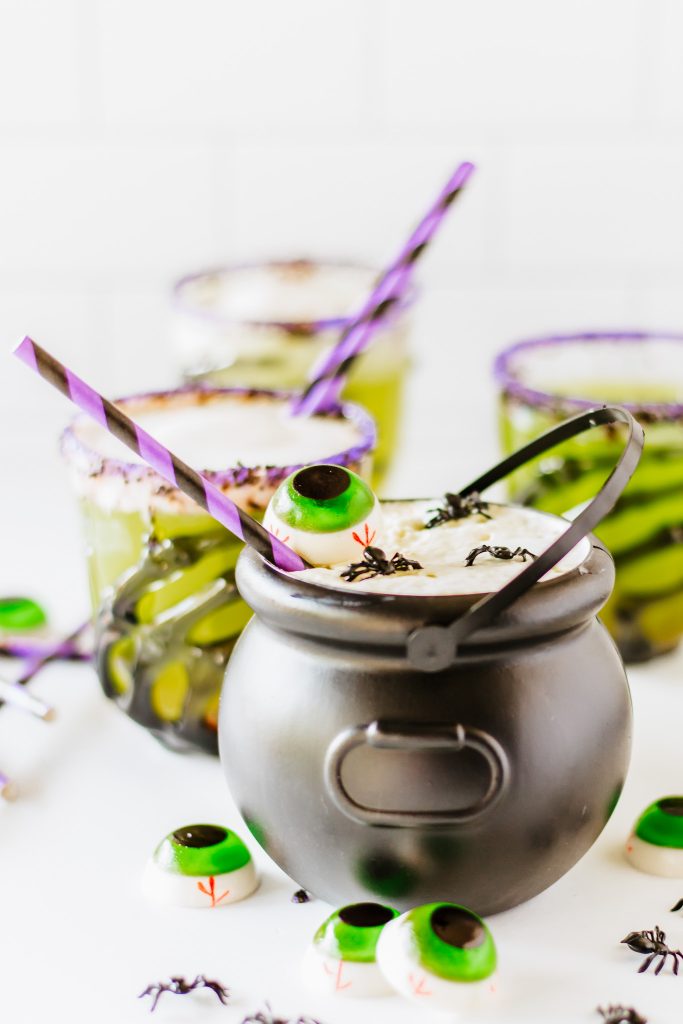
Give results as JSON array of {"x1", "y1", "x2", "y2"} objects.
[
  {"x1": 241, "y1": 1005, "x2": 321, "y2": 1024},
  {"x1": 341, "y1": 545, "x2": 422, "y2": 583},
  {"x1": 465, "y1": 544, "x2": 537, "y2": 567},
  {"x1": 621, "y1": 926, "x2": 683, "y2": 975},
  {"x1": 425, "y1": 491, "x2": 492, "y2": 529},
  {"x1": 139, "y1": 974, "x2": 230, "y2": 1012},
  {"x1": 598, "y1": 1006, "x2": 647, "y2": 1024}
]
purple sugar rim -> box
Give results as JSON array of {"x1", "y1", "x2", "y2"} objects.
[
  {"x1": 60, "y1": 383, "x2": 376, "y2": 489},
  {"x1": 494, "y1": 331, "x2": 683, "y2": 420},
  {"x1": 172, "y1": 258, "x2": 417, "y2": 333}
]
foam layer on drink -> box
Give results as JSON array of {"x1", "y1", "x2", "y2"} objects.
[
  {"x1": 176, "y1": 262, "x2": 376, "y2": 323},
  {"x1": 295, "y1": 501, "x2": 590, "y2": 596},
  {"x1": 62, "y1": 389, "x2": 372, "y2": 515}
]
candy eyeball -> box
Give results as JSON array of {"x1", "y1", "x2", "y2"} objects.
[
  {"x1": 142, "y1": 823, "x2": 259, "y2": 908},
  {"x1": 376, "y1": 902, "x2": 498, "y2": 1012},
  {"x1": 302, "y1": 902, "x2": 399, "y2": 998},
  {"x1": 625, "y1": 796, "x2": 683, "y2": 877},
  {"x1": 264, "y1": 464, "x2": 382, "y2": 567}
]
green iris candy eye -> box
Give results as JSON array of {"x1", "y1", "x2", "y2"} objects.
[
  {"x1": 635, "y1": 797, "x2": 683, "y2": 848},
  {"x1": 303, "y1": 901, "x2": 399, "y2": 998},
  {"x1": 626, "y1": 796, "x2": 683, "y2": 877},
  {"x1": 271, "y1": 465, "x2": 374, "y2": 534},
  {"x1": 376, "y1": 902, "x2": 498, "y2": 1008},
  {"x1": 314, "y1": 902, "x2": 399, "y2": 963},
  {"x1": 143, "y1": 822, "x2": 259, "y2": 907},
  {"x1": 154, "y1": 823, "x2": 252, "y2": 876},
  {"x1": 405, "y1": 903, "x2": 497, "y2": 982}
]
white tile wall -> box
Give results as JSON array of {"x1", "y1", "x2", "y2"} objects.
[{"x1": 1, "y1": 0, "x2": 682, "y2": 495}]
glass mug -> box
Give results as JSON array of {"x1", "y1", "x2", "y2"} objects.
[
  {"x1": 172, "y1": 260, "x2": 413, "y2": 484},
  {"x1": 61, "y1": 385, "x2": 375, "y2": 752},
  {"x1": 495, "y1": 332, "x2": 683, "y2": 662}
]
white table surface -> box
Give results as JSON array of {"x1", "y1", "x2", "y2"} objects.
[{"x1": 1, "y1": 303, "x2": 683, "y2": 1024}]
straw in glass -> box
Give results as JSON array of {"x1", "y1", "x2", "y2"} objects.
[
  {"x1": 14, "y1": 339, "x2": 309, "y2": 572},
  {"x1": 292, "y1": 161, "x2": 475, "y2": 417}
]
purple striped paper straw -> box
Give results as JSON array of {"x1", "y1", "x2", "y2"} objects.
[
  {"x1": 292, "y1": 161, "x2": 475, "y2": 417},
  {"x1": 12, "y1": 621, "x2": 91, "y2": 686},
  {"x1": 14, "y1": 339, "x2": 309, "y2": 573}
]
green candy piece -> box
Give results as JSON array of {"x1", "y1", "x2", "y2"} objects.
[
  {"x1": 270, "y1": 464, "x2": 374, "y2": 534},
  {"x1": 401, "y1": 903, "x2": 497, "y2": 983},
  {"x1": 634, "y1": 797, "x2": 683, "y2": 849},
  {"x1": 153, "y1": 824, "x2": 252, "y2": 876},
  {"x1": 314, "y1": 903, "x2": 399, "y2": 963},
  {"x1": 0, "y1": 597, "x2": 47, "y2": 631}
]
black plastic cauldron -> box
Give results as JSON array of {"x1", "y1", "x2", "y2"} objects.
[{"x1": 219, "y1": 408, "x2": 644, "y2": 914}]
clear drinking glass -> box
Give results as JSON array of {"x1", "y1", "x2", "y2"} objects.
[
  {"x1": 495, "y1": 331, "x2": 683, "y2": 662},
  {"x1": 61, "y1": 385, "x2": 375, "y2": 752},
  {"x1": 172, "y1": 260, "x2": 413, "y2": 484}
]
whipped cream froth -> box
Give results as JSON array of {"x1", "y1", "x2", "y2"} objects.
[{"x1": 295, "y1": 501, "x2": 590, "y2": 596}]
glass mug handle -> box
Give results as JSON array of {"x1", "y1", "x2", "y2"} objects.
[{"x1": 406, "y1": 405, "x2": 644, "y2": 672}]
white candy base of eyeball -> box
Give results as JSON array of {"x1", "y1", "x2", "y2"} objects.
[
  {"x1": 264, "y1": 498, "x2": 383, "y2": 568},
  {"x1": 142, "y1": 859, "x2": 259, "y2": 908},
  {"x1": 301, "y1": 945, "x2": 392, "y2": 998},
  {"x1": 625, "y1": 833, "x2": 683, "y2": 877},
  {"x1": 376, "y1": 925, "x2": 498, "y2": 1013}
]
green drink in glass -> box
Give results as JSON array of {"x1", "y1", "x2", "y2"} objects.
[
  {"x1": 495, "y1": 332, "x2": 683, "y2": 662},
  {"x1": 172, "y1": 261, "x2": 413, "y2": 484},
  {"x1": 61, "y1": 385, "x2": 375, "y2": 751}
]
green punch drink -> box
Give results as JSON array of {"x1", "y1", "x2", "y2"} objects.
[
  {"x1": 61, "y1": 385, "x2": 375, "y2": 752},
  {"x1": 172, "y1": 261, "x2": 413, "y2": 484},
  {"x1": 495, "y1": 332, "x2": 683, "y2": 662}
]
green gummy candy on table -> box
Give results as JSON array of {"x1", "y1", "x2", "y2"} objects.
[
  {"x1": 153, "y1": 824, "x2": 252, "y2": 876},
  {"x1": 401, "y1": 903, "x2": 497, "y2": 983},
  {"x1": 0, "y1": 596, "x2": 47, "y2": 631},
  {"x1": 134, "y1": 545, "x2": 240, "y2": 623},
  {"x1": 634, "y1": 797, "x2": 683, "y2": 848},
  {"x1": 186, "y1": 599, "x2": 254, "y2": 646},
  {"x1": 314, "y1": 904, "x2": 399, "y2": 963}
]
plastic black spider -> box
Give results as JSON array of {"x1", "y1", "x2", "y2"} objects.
[
  {"x1": 598, "y1": 1006, "x2": 647, "y2": 1024},
  {"x1": 465, "y1": 544, "x2": 537, "y2": 567},
  {"x1": 139, "y1": 974, "x2": 230, "y2": 1012},
  {"x1": 340, "y1": 545, "x2": 422, "y2": 583},
  {"x1": 425, "y1": 491, "x2": 492, "y2": 529},
  {"x1": 621, "y1": 926, "x2": 683, "y2": 975},
  {"x1": 291, "y1": 888, "x2": 311, "y2": 903},
  {"x1": 241, "y1": 1004, "x2": 321, "y2": 1024},
  {"x1": 671, "y1": 897, "x2": 683, "y2": 912}
]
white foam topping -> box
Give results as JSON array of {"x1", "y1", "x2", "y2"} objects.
[
  {"x1": 177, "y1": 263, "x2": 377, "y2": 323},
  {"x1": 73, "y1": 394, "x2": 362, "y2": 471},
  {"x1": 296, "y1": 501, "x2": 590, "y2": 596}
]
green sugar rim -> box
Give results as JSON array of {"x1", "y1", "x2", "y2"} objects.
[
  {"x1": 271, "y1": 466, "x2": 374, "y2": 534},
  {"x1": 634, "y1": 797, "x2": 683, "y2": 848},
  {"x1": 314, "y1": 903, "x2": 399, "y2": 963},
  {"x1": 402, "y1": 903, "x2": 497, "y2": 983},
  {"x1": 153, "y1": 825, "x2": 252, "y2": 876}
]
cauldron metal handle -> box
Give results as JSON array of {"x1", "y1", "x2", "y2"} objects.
[
  {"x1": 407, "y1": 405, "x2": 644, "y2": 672},
  {"x1": 324, "y1": 720, "x2": 510, "y2": 827}
]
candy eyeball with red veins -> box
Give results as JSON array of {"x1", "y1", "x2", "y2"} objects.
[
  {"x1": 142, "y1": 824, "x2": 259, "y2": 908},
  {"x1": 376, "y1": 902, "x2": 498, "y2": 1012},
  {"x1": 264, "y1": 464, "x2": 382, "y2": 566},
  {"x1": 302, "y1": 902, "x2": 399, "y2": 998},
  {"x1": 625, "y1": 796, "x2": 683, "y2": 877}
]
